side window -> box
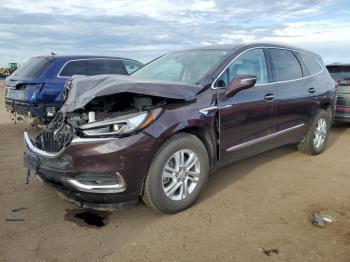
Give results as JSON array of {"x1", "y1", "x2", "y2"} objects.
[
  {"x1": 123, "y1": 60, "x2": 143, "y2": 74},
  {"x1": 214, "y1": 48, "x2": 268, "y2": 87},
  {"x1": 59, "y1": 60, "x2": 86, "y2": 77},
  {"x1": 85, "y1": 59, "x2": 128, "y2": 76},
  {"x1": 298, "y1": 52, "x2": 323, "y2": 75},
  {"x1": 268, "y1": 49, "x2": 303, "y2": 82}
]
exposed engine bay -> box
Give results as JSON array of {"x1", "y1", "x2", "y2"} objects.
[
  {"x1": 31, "y1": 74, "x2": 202, "y2": 153},
  {"x1": 33, "y1": 93, "x2": 171, "y2": 153},
  {"x1": 71, "y1": 93, "x2": 164, "y2": 125}
]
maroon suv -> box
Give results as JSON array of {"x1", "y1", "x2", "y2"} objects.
[{"x1": 24, "y1": 43, "x2": 336, "y2": 213}]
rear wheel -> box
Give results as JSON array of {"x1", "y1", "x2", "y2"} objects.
[
  {"x1": 298, "y1": 110, "x2": 330, "y2": 155},
  {"x1": 142, "y1": 133, "x2": 209, "y2": 213}
]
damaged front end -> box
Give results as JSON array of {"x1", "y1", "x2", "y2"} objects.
[
  {"x1": 67, "y1": 93, "x2": 165, "y2": 138},
  {"x1": 23, "y1": 91, "x2": 168, "y2": 181},
  {"x1": 23, "y1": 74, "x2": 201, "y2": 208},
  {"x1": 28, "y1": 92, "x2": 165, "y2": 154}
]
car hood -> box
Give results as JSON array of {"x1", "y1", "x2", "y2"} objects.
[{"x1": 61, "y1": 74, "x2": 204, "y2": 112}]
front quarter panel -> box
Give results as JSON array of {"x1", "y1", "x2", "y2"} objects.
[{"x1": 144, "y1": 88, "x2": 217, "y2": 152}]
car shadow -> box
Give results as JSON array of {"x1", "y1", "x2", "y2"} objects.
[
  {"x1": 202, "y1": 145, "x2": 295, "y2": 202},
  {"x1": 202, "y1": 126, "x2": 348, "y2": 203}
]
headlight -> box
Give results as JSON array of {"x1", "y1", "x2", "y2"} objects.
[{"x1": 79, "y1": 108, "x2": 162, "y2": 137}]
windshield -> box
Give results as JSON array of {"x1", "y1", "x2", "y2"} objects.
[
  {"x1": 132, "y1": 50, "x2": 229, "y2": 84},
  {"x1": 13, "y1": 57, "x2": 52, "y2": 77},
  {"x1": 327, "y1": 67, "x2": 350, "y2": 81}
]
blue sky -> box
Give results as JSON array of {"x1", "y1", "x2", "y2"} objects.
[{"x1": 0, "y1": 0, "x2": 349, "y2": 66}]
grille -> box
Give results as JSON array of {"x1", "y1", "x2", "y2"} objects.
[{"x1": 36, "y1": 114, "x2": 74, "y2": 153}]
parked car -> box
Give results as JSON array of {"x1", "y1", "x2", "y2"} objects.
[
  {"x1": 23, "y1": 43, "x2": 335, "y2": 213},
  {"x1": 326, "y1": 64, "x2": 350, "y2": 123},
  {"x1": 5, "y1": 56, "x2": 143, "y2": 125}
]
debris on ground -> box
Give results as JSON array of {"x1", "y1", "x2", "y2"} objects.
[
  {"x1": 310, "y1": 212, "x2": 335, "y2": 227},
  {"x1": 11, "y1": 207, "x2": 28, "y2": 212},
  {"x1": 259, "y1": 248, "x2": 279, "y2": 256},
  {"x1": 322, "y1": 215, "x2": 335, "y2": 223},
  {"x1": 6, "y1": 207, "x2": 27, "y2": 222},
  {"x1": 6, "y1": 218, "x2": 25, "y2": 222}
]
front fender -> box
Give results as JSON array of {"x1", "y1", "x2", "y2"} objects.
[
  {"x1": 143, "y1": 104, "x2": 218, "y2": 166},
  {"x1": 145, "y1": 105, "x2": 213, "y2": 137}
]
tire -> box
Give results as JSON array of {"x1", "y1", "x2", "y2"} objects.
[
  {"x1": 142, "y1": 133, "x2": 209, "y2": 214},
  {"x1": 298, "y1": 110, "x2": 330, "y2": 155}
]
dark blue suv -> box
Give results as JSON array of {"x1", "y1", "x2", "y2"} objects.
[{"x1": 5, "y1": 55, "x2": 143, "y2": 125}]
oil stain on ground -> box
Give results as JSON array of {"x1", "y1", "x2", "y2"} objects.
[{"x1": 65, "y1": 209, "x2": 111, "y2": 228}]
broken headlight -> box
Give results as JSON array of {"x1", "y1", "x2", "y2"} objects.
[{"x1": 79, "y1": 108, "x2": 162, "y2": 137}]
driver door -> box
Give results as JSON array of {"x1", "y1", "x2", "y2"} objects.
[{"x1": 215, "y1": 48, "x2": 277, "y2": 165}]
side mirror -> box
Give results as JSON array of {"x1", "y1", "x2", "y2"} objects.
[{"x1": 224, "y1": 75, "x2": 257, "y2": 98}]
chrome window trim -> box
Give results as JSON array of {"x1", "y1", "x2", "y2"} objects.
[
  {"x1": 57, "y1": 58, "x2": 140, "y2": 78},
  {"x1": 211, "y1": 46, "x2": 324, "y2": 90},
  {"x1": 226, "y1": 123, "x2": 305, "y2": 152}
]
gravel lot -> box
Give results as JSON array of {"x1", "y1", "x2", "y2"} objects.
[{"x1": 1, "y1": 79, "x2": 350, "y2": 262}]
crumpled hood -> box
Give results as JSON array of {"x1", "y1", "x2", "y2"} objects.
[{"x1": 61, "y1": 74, "x2": 203, "y2": 112}]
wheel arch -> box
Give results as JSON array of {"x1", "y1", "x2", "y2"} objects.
[
  {"x1": 175, "y1": 126, "x2": 217, "y2": 171},
  {"x1": 320, "y1": 102, "x2": 333, "y2": 120}
]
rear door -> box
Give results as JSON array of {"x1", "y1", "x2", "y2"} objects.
[
  {"x1": 216, "y1": 48, "x2": 277, "y2": 164},
  {"x1": 266, "y1": 48, "x2": 319, "y2": 141}
]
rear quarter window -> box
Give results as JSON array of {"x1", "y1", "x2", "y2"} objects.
[
  {"x1": 298, "y1": 52, "x2": 323, "y2": 75},
  {"x1": 267, "y1": 49, "x2": 303, "y2": 82}
]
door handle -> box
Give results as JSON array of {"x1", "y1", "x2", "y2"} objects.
[
  {"x1": 264, "y1": 94, "x2": 275, "y2": 100},
  {"x1": 308, "y1": 87, "x2": 316, "y2": 93}
]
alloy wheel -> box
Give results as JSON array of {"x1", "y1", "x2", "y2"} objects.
[
  {"x1": 313, "y1": 118, "x2": 327, "y2": 149},
  {"x1": 161, "y1": 149, "x2": 200, "y2": 201}
]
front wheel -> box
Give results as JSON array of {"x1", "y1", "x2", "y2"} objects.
[
  {"x1": 298, "y1": 110, "x2": 330, "y2": 155},
  {"x1": 142, "y1": 133, "x2": 209, "y2": 213}
]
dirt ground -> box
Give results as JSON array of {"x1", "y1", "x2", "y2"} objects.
[{"x1": 0, "y1": 80, "x2": 350, "y2": 262}]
